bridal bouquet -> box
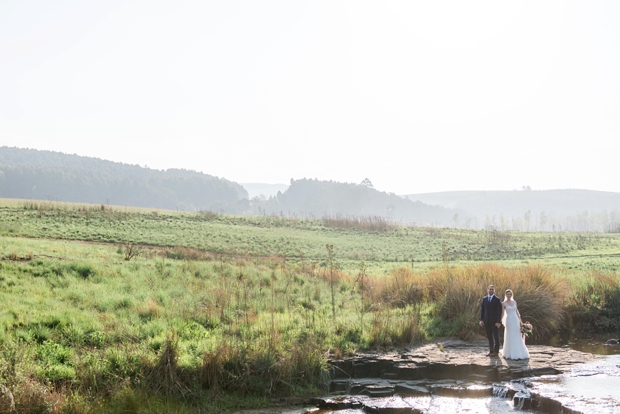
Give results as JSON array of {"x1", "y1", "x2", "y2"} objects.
[{"x1": 521, "y1": 321, "x2": 533, "y2": 338}]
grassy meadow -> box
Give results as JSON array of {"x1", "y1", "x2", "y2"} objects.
[{"x1": 0, "y1": 200, "x2": 619, "y2": 413}]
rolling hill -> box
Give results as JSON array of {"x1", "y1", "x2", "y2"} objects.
[{"x1": 0, "y1": 146, "x2": 248, "y2": 211}]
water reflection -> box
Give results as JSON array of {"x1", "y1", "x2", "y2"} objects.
[{"x1": 544, "y1": 331, "x2": 620, "y2": 355}]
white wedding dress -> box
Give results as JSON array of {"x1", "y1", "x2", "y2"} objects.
[{"x1": 501, "y1": 300, "x2": 530, "y2": 360}]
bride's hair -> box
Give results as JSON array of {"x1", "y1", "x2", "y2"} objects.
[{"x1": 504, "y1": 289, "x2": 514, "y2": 301}]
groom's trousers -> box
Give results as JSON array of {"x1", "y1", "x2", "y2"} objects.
[{"x1": 485, "y1": 323, "x2": 500, "y2": 354}]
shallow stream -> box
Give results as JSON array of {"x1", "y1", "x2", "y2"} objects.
[{"x1": 524, "y1": 331, "x2": 620, "y2": 412}]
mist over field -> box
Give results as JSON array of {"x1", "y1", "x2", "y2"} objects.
[{"x1": 2, "y1": 146, "x2": 620, "y2": 232}]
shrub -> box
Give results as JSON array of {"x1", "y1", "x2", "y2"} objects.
[
  {"x1": 568, "y1": 272, "x2": 620, "y2": 331},
  {"x1": 68, "y1": 263, "x2": 97, "y2": 279},
  {"x1": 40, "y1": 364, "x2": 76, "y2": 383},
  {"x1": 37, "y1": 341, "x2": 73, "y2": 365}
]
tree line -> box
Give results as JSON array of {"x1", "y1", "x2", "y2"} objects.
[
  {"x1": 0, "y1": 146, "x2": 247, "y2": 211},
  {"x1": 252, "y1": 178, "x2": 459, "y2": 225}
]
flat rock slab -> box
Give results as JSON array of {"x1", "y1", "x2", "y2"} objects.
[{"x1": 329, "y1": 340, "x2": 596, "y2": 383}]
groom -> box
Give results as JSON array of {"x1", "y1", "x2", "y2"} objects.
[{"x1": 479, "y1": 285, "x2": 502, "y2": 356}]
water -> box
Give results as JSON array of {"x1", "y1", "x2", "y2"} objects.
[
  {"x1": 528, "y1": 355, "x2": 620, "y2": 413},
  {"x1": 249, "y1": 396, "x2": 519, "y2": 414},
  {"x1": 544, "y1": 331, "x2": 620, "y2": 356}
]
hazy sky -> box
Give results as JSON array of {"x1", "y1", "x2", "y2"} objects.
[{"x1": 1, "y1": 1, "x2": 619, "y2": 194}]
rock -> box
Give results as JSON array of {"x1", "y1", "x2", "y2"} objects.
[
  {"x1": 493, "y1": 384, "x2": 517, "y2": 399},
  {"x1": 324, "y1": 341, "x2": 599, "y2": 414},
  {"x1": 315, "y1": 396, "x2": 363, "y2": 410},
  {"x1": 394, "y1": 383, "x2": 430, "y2": 396},
  {"x1": 364, "y1": 384, "x2": 395, "y2": 397},
  {"x1": 329, "y1": 380, "x2": 347, "y2": 393},
  {"x1": 328, "y1": 340, "x2": 595, "y2": 383},
  {"x1": 529, "y1": 391, "x2": 584, "y2": 414},
  {"x1": 429, "y1": 383, "x2": 493, "y2": 399},
  {"x1": 278, "y1": 397, "x2": 308, "y2": 406},
  {"x1": 513, "y1": 391, "x2": 532, "y2": 410},
  {"x1": 364, "y1": 396, "x2": 424, "y2": 414},
  {"x1": 606, "y1": 338, "x2": 619, "y2": 345}
]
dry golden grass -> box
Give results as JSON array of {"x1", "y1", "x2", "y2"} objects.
[
  {"x1": 0, "y1": 376, "x2": 65, "y2": 413},
  {"x1": 425, "y1": 264, "x2": 567, "y2": 340},
  {"x1": 147, "y1": 336, "x2": 189, "y2": 397},
  {"x1": 376, "y1": 267, "x2": 425, "y2": 308},
  {"x1": 137, "y1": 299, "x2": 160, "y2": 320}
]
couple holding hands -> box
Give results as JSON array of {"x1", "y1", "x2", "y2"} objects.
[{"x1": 479, "y1": 285, "x2": 530, "y2": 360}]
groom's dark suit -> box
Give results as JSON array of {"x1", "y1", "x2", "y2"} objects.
[{"x1": 480, "y1": 294, "x2": 502, "y2": 354}]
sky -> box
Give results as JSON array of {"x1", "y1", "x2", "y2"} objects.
[{"x1": 1, "y1": 1, "x2": 619, "y2": 195}]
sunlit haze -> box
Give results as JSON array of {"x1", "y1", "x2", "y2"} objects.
[{"x1": 1, "y1": 1, "x2": 619, "y2": 194}]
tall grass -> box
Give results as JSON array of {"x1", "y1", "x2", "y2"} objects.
[
  {"x1": 567, "y1": 272, "x2": 620, "y2": 331},
  {"x1": 424, "y1": 264, "x2": 567, "y2": 341},
  {"x1": 322, "y1": 214, "x2": 395, "y2": 232}
]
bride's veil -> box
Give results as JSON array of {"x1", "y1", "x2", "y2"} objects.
[{"x1": 501, "y1": 296, "x2": 509, "y2": 326}]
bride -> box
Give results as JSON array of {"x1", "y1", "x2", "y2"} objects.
[{"x1": 501, "y1": 289, "x2": 530, "y2": 360}]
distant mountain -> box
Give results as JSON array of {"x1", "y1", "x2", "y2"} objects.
[
  {"x1": 259, "y1": 178, "x2": 459, "y2": 225},
  {"x1": 241, "y1": 183, "x2": 289, "y2": 199},
  {"x1": 0, "y1": 146, "x2": 248, "y2": 211},
  {"x1": 404, "y1": 189, "x2": 620, "y2": 231}
]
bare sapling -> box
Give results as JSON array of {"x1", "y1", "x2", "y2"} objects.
[
  {"x1": 122, "y1": 243, "x2": 144, "y2": 261},
  {"x1": 326, "y1": 244, "x2": 336, "y2": 321},
  {"x1": 356, "y1": 260, "x2": 367, "y2": 324}
]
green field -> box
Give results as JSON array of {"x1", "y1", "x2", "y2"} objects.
[
  {"x1": 3, "y1": 200, "x2": 620, "y2": 273},
  {"x1": 0, "y1": 200, "x2": 619, "y2": 413}
]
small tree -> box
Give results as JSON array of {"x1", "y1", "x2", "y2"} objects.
[{"x1": 122, "y1": 243, "x2": 144, "y2": 261}]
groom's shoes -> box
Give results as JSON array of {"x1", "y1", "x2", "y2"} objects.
[{"x1": 486, "y1": 352, "x2": 499, "y2": 357}]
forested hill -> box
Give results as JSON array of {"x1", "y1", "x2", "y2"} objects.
[
  {"x1": 261, "y1": 178, "x2": 459, "y2": 225},
  {"x1": 0, "y1": 147, "x2": 248, "y2": 211}
]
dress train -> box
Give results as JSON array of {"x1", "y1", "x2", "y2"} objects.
[{"x1": 501, "y1": 300, "x2": 530, "y2": 360}]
